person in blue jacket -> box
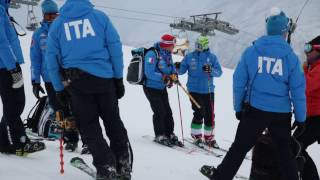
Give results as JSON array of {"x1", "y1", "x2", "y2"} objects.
[
  {"x1": 143, "y1": 34, "x2": 183, "y2": 147},
  {"x1": 30, "y1": 0, "x2": 82, "y2": 153},
  {"x1": 46, "y1": 0, "x2": 132, "y2": 179},
  {"x1": 0, "y1": 0, "x2": 45, "y2": 156},
  {"x1": 175, "y1": 36, "x2": 222, "y2": 148},
  {"x1": 201, "y1": 8, "x2": 306, "y2": 180}
]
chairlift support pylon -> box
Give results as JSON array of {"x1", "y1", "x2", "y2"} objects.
[{"x1": 26, "y1": 4, "x2": 38, "y2": 31}]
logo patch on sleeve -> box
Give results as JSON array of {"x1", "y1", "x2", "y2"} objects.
[{"x1": 148, "y1": 57, "x2": 154, "y2": 64}]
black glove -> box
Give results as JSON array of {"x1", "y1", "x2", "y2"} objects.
[
  {"x1": 202, "y1": 64, "x2": 212, "y2": 73},
  {"x1": 163, "y1": 75, "x2": 172, "y2": 87},
  {"x1": 32, "y1": 82, "x2": 45, "y2": 99},
  {"x1": 292, "y1": 121, "x2": 306, "y2": 137},
  {"x1": 235, "y1": 112, "x2": 242, "y2": 121},
  {"x1": 9, "y1": 64, "x2": 24, "y2": 89},
  {"x1": 56, "y1": 89, "x2": 71, "y2": 107},
  {"x1": 114, "y1": 78, "x2": 125, "y2": 99},
  {"x1": 174, "y1": 62, "x2": 181, "y2": 69}
]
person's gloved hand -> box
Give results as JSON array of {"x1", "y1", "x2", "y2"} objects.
[
  {"x1": 174, "y1": 62, "x2": 181, "y2": 69},
  {"x1": 114, "y1": 78, "x2": 125, "y2": 99},
  {"x1": 162, "y1": 75, "x2": 173, "y2": 88},
  {"x1": 10, "y1": 64, "x2": 24, "y2": 89},
  {"x1": 56, "y1": 89, "x2": 71, "y2": 107},
  {"x1": 202, "y1": 64, "x2": 212, "y2": 73},
  {"x1": 292, "y1": 121, "x2": 306, "y2": 137},
  {"x1": 235, "y1": 112, "x2": 242, "y2": 121},
  {"x1": 32, "y1": 82, "x2": 45, "y2": 99},
  {"x1": 169, "y1": 73, "x2": 178, "y2": 84}
]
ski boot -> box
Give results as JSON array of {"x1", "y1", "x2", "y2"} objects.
[
  {"x1": 117, "y1": 159, "x2": 132, "y2": 180},
  {"x1": 16, "y1": 141, "x2": 46, "y2": 156},
  {"x1": 193, "y1": 137, "x2": 205, "y2": 148},
  {"x1": 200, "y1": 165, "x2": 218, "y2": 180},
  {"x1": 169, "y1": 134, "x2": 184, "y2": 147},
  {"x1": 96, "y1": 165, "x2": 117, "y2": 180},
  {"x1": 65, "y1": 142, "x2": 78, "y2": 152},
  {"x1": 80, "y1": 144, "x2": 90, "y2": 155},
  {"x1": 205, "y1": 139, "x2": 219, "y2": 149},
  {"x1": 154, "y1": 135, "x2": 173, "y2": 147}
]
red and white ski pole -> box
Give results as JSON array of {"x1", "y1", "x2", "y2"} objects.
[
  {"x1": 207, "y1": 74, "x2": 215, "y2": 146},
  {"x1": 176, "y1": 85, "x2": 185, "y2": 145}
]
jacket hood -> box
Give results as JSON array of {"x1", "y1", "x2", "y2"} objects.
[
  {"x1": 60, "y1": 0, "x2": 93, "y2": 18},
  {"x1": 0, "y1": 0, "x2": 10, "y2": 11},
  {"x1": 253, "y1": 35, "x2": 292, "y2": 58}
]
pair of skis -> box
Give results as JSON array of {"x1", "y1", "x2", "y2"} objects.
[{"x1": 142, "y1": 135, "x2": 223, "y2": 158}]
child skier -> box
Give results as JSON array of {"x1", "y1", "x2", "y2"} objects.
[{"x1": 175, "y1": 36, "x2": 222, "y2": 148}]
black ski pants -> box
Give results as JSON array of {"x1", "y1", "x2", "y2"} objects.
[
  {"x1": 296, "y1": 116, "x2": 320, "y2": 180},
  {"x1": 69, "y1": 73, "x2": 130, "y2": 169},
  {"x1": 143, "y1": 86, "x2": 174, "y2": 137},
  {"x1": 45, "y1": 82, "x2": 79, "y2": 143},
  {"x1": 190, "y1": 92, "x2": 215, "y2": 128},
  {"x1": 215, "y1": 106, "x2": 299, "y2": 180},
  {"x1": 0, "y1": 69, "x2": 26, "y2": 152}
]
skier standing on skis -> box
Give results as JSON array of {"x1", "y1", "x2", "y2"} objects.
[
  {"x1": 296, "y1": 35, "x2": 320, "y2": 180},
  {"x1": 143, "y1": 34, "x2": 183, "y2": 147},
  {"x1": 30, "y1": 0, "x2": 81, "y2": 153},
  {"x1": 0, "y1": 0, "x2": 45, "y2": 156},
  {"x1": 46, "y1": 0, "x2": 132, "y2": 179},
  {"x1": 175, "y1": 36, "x2": 222, "y2": 148},
  {"x1": 200, "y1": 8, "x2": 306, "y2": 180}
]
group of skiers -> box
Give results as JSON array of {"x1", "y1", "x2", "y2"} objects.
[{"x1": 0, "y1": 0, "x2": 319, "y2": 179}]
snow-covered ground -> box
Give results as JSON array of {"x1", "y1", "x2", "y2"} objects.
[{"x1": 0, "y1": 32, "x2": 319, "y2": 180}]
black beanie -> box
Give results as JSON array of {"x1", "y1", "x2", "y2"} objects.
[{"x1": 309, "y1": 36, "x2": 320, "y2": 45}]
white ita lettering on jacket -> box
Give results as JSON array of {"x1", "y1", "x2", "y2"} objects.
[
  {"x1": 258, "y1": 56, "x2": 283, "y2": 76},
  {"x1": 64, "y1": 19, "x2": 96, "y2": 41}
]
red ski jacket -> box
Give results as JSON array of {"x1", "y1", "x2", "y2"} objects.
[{"x1": 304, "y1": 60, "x2": 320, "y2": 117}]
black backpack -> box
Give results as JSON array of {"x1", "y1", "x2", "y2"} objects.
[
  {"x1": 24, "y1": 96, "x2": 48, "y2": 133},
  {"x1": 126, "y1": 47, "x2": 159, "y2": 85},
  {"x1": 249, "y1": 133, "x2": 305, "y2": 180}
]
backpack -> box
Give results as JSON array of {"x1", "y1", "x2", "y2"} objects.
[
  {"x1": 37, "y1": 98, "x2": 55, "y2": 138},
  {"x1": 24, "y1": 96, "x2": 48, "y2": 133},
  {"x1": 249, "y1": 133, "x2": 305, "y2": 180},
  {"x1": 126, "y1": 47, "x2": 159, "y2": 85},
  {"x1": 25, "y1": 96, "x2": 62, "y2": 139}
]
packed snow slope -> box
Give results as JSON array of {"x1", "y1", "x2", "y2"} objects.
[
  {"x1": 0, "y1": 32, "x2": 319, "y2": 180},
  {"x1": 9, "y1": 0, "x2": 320, "y2": 68}
]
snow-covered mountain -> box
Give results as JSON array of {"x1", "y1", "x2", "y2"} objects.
[
  {"x1": 9, "y1": 0, "x2": 320, "y2": 68},
  {"x1": 0, "y1": 30, "x2": 319, "y2": 180}
]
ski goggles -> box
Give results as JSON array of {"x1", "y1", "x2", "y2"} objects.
[
  {"x1": 304, "y1": 43, "x2": 320, "y2": 53},
  {"x1": 44, "y1": 12, "x2": 59, "y2": 22}
]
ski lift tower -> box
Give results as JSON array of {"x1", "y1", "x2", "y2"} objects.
[
  {"x1": 170, "y1": 12, "x2": 239, "y2": 36},
  {"x1": 10, "y1": 0, "x2": 41, "y2": 31}
]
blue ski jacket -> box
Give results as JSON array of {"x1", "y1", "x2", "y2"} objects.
[
  {"x1": 233, "y1": 35, "x2": 306, "y2": 122},
  {"x1": 178, "y1": 49, "x2": 222, "y2": 93},
  {"x1": 144, "y1": 43, "x2": 176, "y2": 90},
  {"x1": 0, "y1": 0, "x2": 24, "y2": 70},
  {"x1": 46, "y1": 0, "x2": 123, "y2": 91},
  {"x1": 30, "y1": 21, "x2": 51, "y2": 83}
]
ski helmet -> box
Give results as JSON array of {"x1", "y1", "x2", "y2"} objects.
[{"x1": 195, "y1": 36, "x2": 209, "y2": 51}]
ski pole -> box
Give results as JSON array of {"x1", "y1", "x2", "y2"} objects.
[
  {"x1": 176, "y1": 85, "x2": 185, "y2": 145},
  {"x1": 176, "y1": 81, "x2": 201, "y2": 109},
  {"x1": 59, "y1": 138, "x2": 64, "y2": 174},
  {"x1": 207, "y1": 74, "x2": 215, "y2": 146},
  {"x1": 56, "y1": 111, "x2": 65, "y2": 174}
]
